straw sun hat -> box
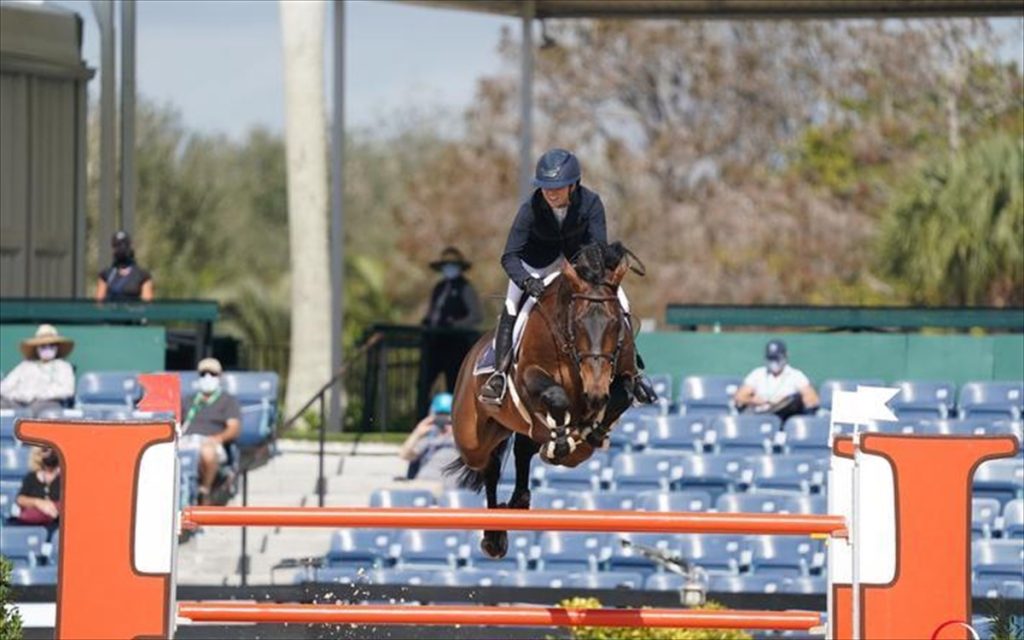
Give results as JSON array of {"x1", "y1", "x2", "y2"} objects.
[{"x1": 19, "y1": 324, "x2": 75, "y2": 360}]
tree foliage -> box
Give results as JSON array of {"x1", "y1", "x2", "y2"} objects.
[{"x1": 878, "y1": 132, "x2": 1024, "y2": 306}]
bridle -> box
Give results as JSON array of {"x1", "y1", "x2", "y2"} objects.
[{"x1": 564, "y1": 283, "x2": 627, "y2": 380}]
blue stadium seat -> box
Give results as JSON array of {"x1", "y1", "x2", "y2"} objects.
[
  {"x1": 176, "y1": 371, "x2": 200, "y2": 396},
  {"x1": 394, "y1": 529, "x2": 465, "y2": 568},
  {"x1": 0, "y1": 410, "x2": 16, "y2": 442},
  {"x1": 609, "y1": 452, "x2": 681, "y2": 491},
  {"x1": 783, "y1": 416, "x2": 833, "y2": 455},
  {"x1": 973, "y1": 540, "x2": 1024, "y2": 581},
  {"x1": 579, "y1": 490, "x2": 640, "y2": 511},
  {"x1": 0, "y1": 526, "x2": 48, "y2": 567},
  {"x1": 648, "y1": 374, "x2": 674, "y2": 406},
  {"x1": 990, "y1": 420, "x2": 1024, "y2": 443},
  {"x1": 999, "y1": 580, "x2": 1024, "y2": 599},
  {"x1": 302, "y1": 566, "x2": 374, "y2": 584},
  {"x1": 567, "y1": 571, "x2": 645, "y2": 589},
  {"x1": 9, "y1": 566, "x2": 58, "y2": 586},
  {"x1": 930, "y1": 418, "x2": 1002, "y2": 436},
  {"x1": 637, "y1": 490, "x2": 712, "y2": 513},
  {"x1": 76, "y1": 371, "x2": 141, "y2": 407},
  {"x1": 973, "y1": 578, "x2": 1009, "y2": 598},
  {"x1": 466, "y1": 530, "x2": 534, "y2": 571},
  {"x1": 608, "y1": 415, "x2": 650, "y2": 451},
  {"x1": 645, "y1": 573, "x2": 687, "y2": 590},
  {"x1": 644, "y1": 415, "x2": 709, "y2": 452},
  {"x1": 610, "y1": 532, "x2": 683, "y2": 572},
  {"x1": 781, "y1": 577, "x2": 827, "y2": 594},
  {"x1": 238, "y1": 404, "x2": 273, "y2": 446},
  {"x1": 674, "y1": 455, "x2": 746, "y2": 497},
  {"x1": 0, "y1": 446, "x2": 31, "y2": 480},
  {"x1": 958, "y1": 381, "x2": 1023, "y2": 420},
  {"x1": 326, "y1": 529, "x2": 393, "y2": 568},
  {"x1": 745, "y1": 456, "x2": 825, "y2": 494},
  {"x1": 716, "y1": 492, "x2": 813, "y2": 515},
  {"x1": 678, "y1": 376, "x2": 741, "y2": 416},
  {"x1": 503, "y1": 570, "x2": 569, "y2": 588},
  {"x1": 677, "y1": 534, "x2": 744, "y2": 574},
  {"x1": 369, "y1": 488, "x2": 435, "y2": 508},
  {"x1": 536, "y1": 532, "x2": 611, "y2": 572},
  {"x1": 0, "y1": 479, "x2": 20, "y2": 519},
  {"x1": 1003, "y1": 499, "x2": 1024, "y2": 539},
  {"x1": 745, "y1": 536, "x2": 825, "y2": 576},
  {"x1": 442, "y1": 568, "x2": 506, "y2": 587},
  {"x1": 973, "y1": 459, "x2": 1024, "y2": 504},
  {"x1": 972, "y1": 498, "x2": 1002, "y2": 539},
  {"x1": 890, "y1": 380, "x2": 955, "y2": 419},
  {"x1": 531, "y1": 488, "x2": 584, "y2": 511},
  {"x1": 222, "y1": 372, "x2": 279, "y2": 405},
  {"x1": 438, "y1": 489, "x2": 486, "y2": 509},
  {"x1": 375, "y1": 568, "x2": 448, "y2": 586},
  {"x1": 705, "y1": 415, "x2": 780, "y2": 455},
  {"x1": 709, "y1": 574, "x2": 786, "y2": 594},
  {"x1": 532, "y1": 457, "x2": 602, "y2": 492},
  {"x1": 818, "y1": 379, "x2": 885, "y2": 413}
]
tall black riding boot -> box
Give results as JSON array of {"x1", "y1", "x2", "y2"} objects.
[
  {"x1": 632, "y1": 352, "x2": 658, "y2": 405},
  {"x1": 479, "y1": 310, "x2": 516, "y2": 405}
]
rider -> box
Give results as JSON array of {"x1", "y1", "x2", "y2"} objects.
[{"x1": 478, "y1": 148, "x2": 657, "y2": 407}]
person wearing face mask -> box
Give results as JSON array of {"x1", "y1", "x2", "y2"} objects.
[
  {"x1": 734, "y1": 339, "x2": 820, "y2": 420},
  {"x1": 179, "y1": 358, "x2": 240, "y2": 505},
  {"x1": 15, "y1": 446, "x2": 62, "y2": 529},
  {"x1": 419, "y1": 247, "x2": 483, "y2": 398},
  {"x1": 0, "y1": 324, "x2": 76, "y2": 415},
  {"x1": 94, "y1": 230, "x2": 154, "y2": 302},
  {"x1": 478, "y1": 148, "x2": 657, "y2": 407}
]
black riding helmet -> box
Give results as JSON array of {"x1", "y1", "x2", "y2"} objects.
[{"x1": 533, "y1": 148, "x2": 581, "y2": 189}]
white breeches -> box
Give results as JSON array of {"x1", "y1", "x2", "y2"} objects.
[{"x1": 504, "y1": 258, "x2": 631, "y2": 316}]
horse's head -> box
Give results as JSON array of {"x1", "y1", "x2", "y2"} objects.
[{"x1": 561, "y1": 244, "x2": 631, "y2": 417}]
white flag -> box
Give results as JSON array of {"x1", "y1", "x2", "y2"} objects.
[{"x1": 831, "y1": 386, "x2": 899, "y2": 426}]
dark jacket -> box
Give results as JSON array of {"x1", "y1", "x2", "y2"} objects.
[
  {"x1": 500, "y1": 186, "x2": 608, "y2": 286},
  {"x1": 422, "y1": 276, "x2": 483, "y2": 329}
]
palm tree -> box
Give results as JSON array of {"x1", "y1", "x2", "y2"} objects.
[
  {"x1": 279, "y1": 0, "x2": 332, "y2": 418},
  {"x1": 878, "y1": 133, "x2": 1023, "y2": 307}
]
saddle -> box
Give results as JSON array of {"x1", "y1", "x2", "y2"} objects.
[{"x1": 473, "y1": 273, "x2": 560, "y2": 376}]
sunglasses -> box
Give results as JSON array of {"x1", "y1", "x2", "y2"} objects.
[{"x1": 199, "y1": 371, "x2": 220, "y2": 378}]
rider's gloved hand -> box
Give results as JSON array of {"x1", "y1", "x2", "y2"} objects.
[{"x1": 521, "y1": 277, "x2": 546, "y2": 299}]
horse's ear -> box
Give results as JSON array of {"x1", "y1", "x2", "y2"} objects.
[
  {"x1": 562, "y1": 261, "x2": 586, "y2": 292},
  {"x1": 609, "y1": 259, "x2": 629, "y2": 287}
]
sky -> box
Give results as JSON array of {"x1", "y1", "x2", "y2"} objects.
[
  {"x1": 45, "y1": 0, "x2": 517, "y2": 139},
  {"x1": 28, "y1": 1, "x2": 1024, "y2": 141}
]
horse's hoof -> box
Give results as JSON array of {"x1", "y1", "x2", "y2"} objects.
[
  {"x1": 480, "y1": 531, "x2": 508, "y2": 559},
  {"x1": 553, "y1": 437, "x2": 570, "y2": 459},
  {"x1": 508, "y1": 490, "x2": 531, "y2": 510}
]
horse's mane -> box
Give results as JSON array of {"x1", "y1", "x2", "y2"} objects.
[{"x1": 572, "y1": 241, "x2": 629, "y2": 285}]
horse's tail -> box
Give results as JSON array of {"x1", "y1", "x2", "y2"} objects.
[{"x1": 443, "y1": 439, "x2": 508, "y2": 493}]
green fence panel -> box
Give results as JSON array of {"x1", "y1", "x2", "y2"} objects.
[
  {"x1": 0, "y1": 324, "x2": 166, "y2": 374},
  {"x1": 636, "y1": 331, "x2": 1024, "y2": 393}
]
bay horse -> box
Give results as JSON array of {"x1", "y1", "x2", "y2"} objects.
[{"x1": 447, "y1": 242, "x2": 643, "y2": 558}]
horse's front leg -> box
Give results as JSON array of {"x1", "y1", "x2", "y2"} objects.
[
  {"x1": 583, "y1": 375, "x2": 631, "y2": 447},
  {"x1": 523, "y1": 365, "x2": 575, "y2": 460}
]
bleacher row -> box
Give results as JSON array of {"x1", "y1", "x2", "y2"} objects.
[
  {"x1": 297, "y1": 375, "x2": 1023, "y2": 597},
  {"x1": 1, "y1": 370, "x2": 279, "y2": 546}
]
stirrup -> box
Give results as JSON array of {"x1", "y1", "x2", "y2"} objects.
[{"x1": 479, "y1": 372, "x2": 507, "y2": 405}]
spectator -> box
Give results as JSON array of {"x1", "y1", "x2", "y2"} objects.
[
  {"x1": 95, "y1": 230, "x2": 154, "y2": 302},
  {"x1": 399, "y1": 393, "x2": 459, "y2": 489},
  {"x1": 0, "y1": 324, "x2": 76, "y2": 415},
  {"x1": 419, "y1": 247, "x2": 483, "y2": 398},
  {"x1": 180, "y1": 358, "x2": 239, "y2": 504},
  {"x1": 734, "y1": 339, "x2": 819, "y2": 420},
  {"x1": 15, "y1": 446, "x2": 61, "y2": 529}
]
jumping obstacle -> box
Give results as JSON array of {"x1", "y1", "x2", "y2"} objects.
[{"x1": 13, "y1": 374, "x2": 1020, "y2": 640}]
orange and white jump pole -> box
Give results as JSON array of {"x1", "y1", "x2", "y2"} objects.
[
  {"x1": 177, "y1": 602, "x2": 823, "y2": 630},
  {"x1": 183, "y1": 505, "x2": 848, "y2": 537}
]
